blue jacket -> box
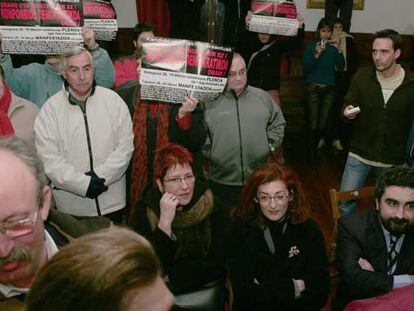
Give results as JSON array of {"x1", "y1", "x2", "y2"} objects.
[
  {"x1": 303, "y1": 42, "x2": 345, "y2": 86},
  {"x1": 0, "y1": 47, "x2": 115, "y2": 108}
]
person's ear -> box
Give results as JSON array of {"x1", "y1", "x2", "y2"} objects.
[
  {"x1": 39, "y1": 186, "x2": 52, "y2": 221},
  {"x1": 394, "y1": 48, "x2": 401, "y2": 60},
  {"x1": 156, "y1": 179, "x2": 164, "y2": 193},
  {"x1": 375, "y1": 199, "x2": 380, "y2": 212}
]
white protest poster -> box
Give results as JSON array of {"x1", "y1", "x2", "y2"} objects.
[
  {"x1": 0, "y1": 0, "x2": 83, "y2": 54},
  {"x1": 249, "y1": 0, "x2": 300, "y2": 36},
  {"x1": 140, "y1": 37, "x2": 234, "y2": 104},
  {"x1": 83, "y1": 0, "x2": 117, "y2": 41}
]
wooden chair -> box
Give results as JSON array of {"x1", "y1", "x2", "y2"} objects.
[{"x1": 328, "y1": 186, "x2": 376, "y2": 264}]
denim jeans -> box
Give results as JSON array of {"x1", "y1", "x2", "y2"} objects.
[
  {"x1": 339, "y1": 154, "x2": 385, "y2": 216},
  {"x1": 305, "y1": 85, "x2": 335, "y2": 132}
]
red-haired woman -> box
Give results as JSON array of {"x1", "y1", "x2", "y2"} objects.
[
  {"x1": 133, "y1": 143, "x2": 227, "y2": 304},
  {"x1": 227, "y1": 162, "x2": 330, "y2": 310}
]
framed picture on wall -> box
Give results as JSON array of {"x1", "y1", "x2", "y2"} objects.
[{"x1": 307, "y1": 0, "x2": 364, "y2": 10}]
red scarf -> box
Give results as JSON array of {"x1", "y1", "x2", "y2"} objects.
[
  {"x1": 0, "y1": 83, "x2": 14, "y2": 136},
  {"x1": 129, "y1": 98, "x2": 170, "y2": 221}
]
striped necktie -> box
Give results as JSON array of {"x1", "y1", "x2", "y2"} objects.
[{"x1": 387, "y1": 234, "x2": 400, "y2": 275}]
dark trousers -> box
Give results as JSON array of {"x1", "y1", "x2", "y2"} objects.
[
  {"x1": 209, "y1": 180, "x2": 243, "y2": 210},
  {"x1": 104, "y1": 208, "x2": 125, "y2": 224},
  {"x1": 325, "y1": 0, "x2": 353, "y2": 32},
  {"x1": 305, "y1": 85, "x2": 335, "y2": 133},
  {"x1": 326, "y1": 72, "x2": 351, "y2": 144}
]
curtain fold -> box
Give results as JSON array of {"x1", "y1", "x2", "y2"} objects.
[{"x1": 136, "y1": 0, "x2": 170, "y2": 37}]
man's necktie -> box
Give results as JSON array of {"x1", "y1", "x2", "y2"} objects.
[{"x1": 387, "y1": 234, "x2": 400, "y2": 275}]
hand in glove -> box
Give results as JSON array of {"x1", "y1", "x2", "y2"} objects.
[{"x1": 85, "y1": 171, "x2": 108, "y2": 199}]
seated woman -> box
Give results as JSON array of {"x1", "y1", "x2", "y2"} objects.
[
  {"x1": 133, "y1": 143, "x2": 227, "y2": 299},
  {"x1": 227, "y1": 163, "x2": 330, "y2": 310}
]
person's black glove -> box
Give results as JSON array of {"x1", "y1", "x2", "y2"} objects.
[{"x1": 85, "y1": 171, "x2": 108, "y2": 199}]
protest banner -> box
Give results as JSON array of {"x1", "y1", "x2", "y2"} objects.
[
  {"x1": 140, "y1": 37, "x2": 233, "y2": 104},
  {"x1": 83, "y1": 0, "x2": 117, "y2": 41},
  {"x1": 249, "y1": 0, "x2": 300, "y2": 36},
  {"x1": 0, "y1": 0, "x2": 83, "y2": 54}
]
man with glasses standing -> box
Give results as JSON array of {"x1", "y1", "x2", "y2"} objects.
[
  {"x1": 203, "y1": 53, "x2": 286, "y2": 208},
  {"x1": 0, "y1": 137, "x2": 110, "y2": 309}
]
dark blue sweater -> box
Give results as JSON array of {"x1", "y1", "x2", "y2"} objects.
[{"x1": 303, "y1": 42, "x2": 345, "y2": 86}]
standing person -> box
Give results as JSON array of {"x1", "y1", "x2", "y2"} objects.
[
  {"x1": 35, "y1": 46, "x2": 134, "y2": 223},
  {"x1": 113, "y1": 23, "x2": 155, "y2": 87},
  {"x1": 116, "y1": 79, "x2": 205, "y2": 219},
  {"x1": 303, "y1": 17, "x2": 345, "y2": 167},
  {"x1": 328, "y1": 17, "x2": 358, "y2": 151},
  {"x1": 339, "y1": 29, "x2": 414, "y2": 216},
  {"x1": 325, "y1": 0, "x2": 353, "y2": 32},
  {"x1": 227, "y1": 163, "x2": 330, "y2": 310},
  {"x1": 0, "y1": 26, "x2": 114, "y2": 108},
  {"x1": 0, "y1": 67, "x2": 38, "y2": 148},
  {"x1": 241, "y1": 15, "x2": 304, "y2": 106},
  {"x1": 26, "y1": 227, "x2": 174, "y2": 311},
  {"x1": 334, "y1": 166, "x2": 414, "y2": 310},
  {"x1": 203, "y1": 53, "x2": 286, "y2": 208},
  {"x1": 133, "y1": 144, "x2": 226, "y2": 306}
]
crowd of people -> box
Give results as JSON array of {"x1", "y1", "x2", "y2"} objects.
[{"x1": 0, "y1": 9, "x2": 414, "y2": 311}]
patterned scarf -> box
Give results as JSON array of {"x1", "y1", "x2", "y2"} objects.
[
  {"x1": 129, "y1": 98, "x2": 170, "y2": 216},
  {"x1": 147, "y1": 188, "x2": 215, "y2": 260},
  {"x1": 0, "y1": 83, "x2": 14, "y2": 137}
]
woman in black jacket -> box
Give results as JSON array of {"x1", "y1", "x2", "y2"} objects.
[
  {"x1": 240, "y1": 17, "x2": 304, "y2": 106},
  {"x1": 227, "y1": 162, "x2": 330, "y2": 310},
  {"x1": 133, "y1": 143, "x2": 227, "y2": 297}
]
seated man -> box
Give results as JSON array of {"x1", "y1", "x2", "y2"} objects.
[
  {"x1": 334, "y1": 166, "x2": 414, "y2": 310},
  {"x1": 0, "y1": 137, "x2": 110, "y2": 309},
  {"x1": 0, "y1": 26, "x2": 115, "y2": 108},
  {"x1": 26, "y1": 227, "x2": 173, "y2": 311}
]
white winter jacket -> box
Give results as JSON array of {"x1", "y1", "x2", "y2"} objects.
[{"x1": 35, "y1": 85, "x2": 134, "y2": 216}]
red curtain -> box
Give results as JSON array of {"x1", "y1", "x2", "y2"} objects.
[{"x1": 136, "y1": 0, "x2": 170, "y2": 38}]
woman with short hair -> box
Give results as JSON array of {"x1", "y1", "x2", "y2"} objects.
[{"x1": 133, "y1": 143, "x2": 227, "y2": 304}]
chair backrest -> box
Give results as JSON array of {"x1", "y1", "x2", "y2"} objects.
[{"x1": 328, "y1": 186, "x2": 376, "y2": 262}]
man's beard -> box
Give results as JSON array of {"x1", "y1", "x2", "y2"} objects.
[{"x1": 381, "y1": 216, "x2": 413, "y2": 235}]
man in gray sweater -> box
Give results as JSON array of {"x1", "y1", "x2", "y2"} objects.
[{"x1": 203, "y1": 53, "x2": 286, "y2": 208}]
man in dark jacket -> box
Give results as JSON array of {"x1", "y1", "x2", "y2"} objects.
[
  {"x1": 339, "y1": 29, "x2": 414, "y2": 216},
  {"x1": 334, "y1": 166, "x2": 414, "y2": 310}
]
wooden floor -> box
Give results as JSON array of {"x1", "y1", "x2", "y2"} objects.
[{"x1": 284, "y1": 132, "x2": 347, "y2": 247}]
